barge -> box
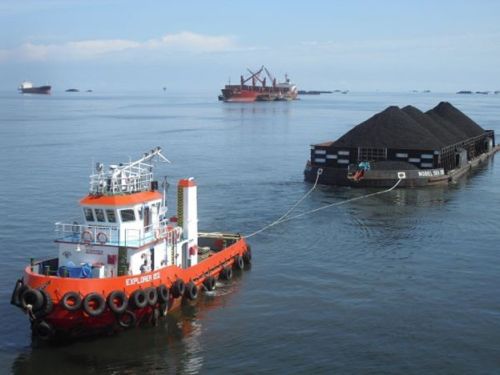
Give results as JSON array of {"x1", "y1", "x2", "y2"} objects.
[
  {"x1": 305, "y1": 102, "x2": 498, "y2": 187},
  {"x1": 10, "y1": 147, "x2": 251, "y2": 341}
]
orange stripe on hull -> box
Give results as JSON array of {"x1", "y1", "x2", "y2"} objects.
[{"x1": 79, "y1": 191, "x2": 162, "y2": 206}]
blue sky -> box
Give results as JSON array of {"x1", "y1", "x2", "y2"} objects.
[{"x1": 1, "y1": 0, "x2": 499, "y2": 92}]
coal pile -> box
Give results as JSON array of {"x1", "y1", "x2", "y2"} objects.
[
  {"x1": 333, "y1": 102, "x2": 485, "y2": 150},
  {"x1": 426, "y1": 102, "x2": 484, "y2": 138}
]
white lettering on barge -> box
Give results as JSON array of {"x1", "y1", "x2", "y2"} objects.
[
  {"x1": 418, "y1": 169, "x2": 444, "y2": 177},
  {"x1": 125, "y1": 272, "x2": 161, "y2": 286}
]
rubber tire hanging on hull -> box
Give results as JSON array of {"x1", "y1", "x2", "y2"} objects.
[
  {"x1": 61, "y1": 291, "x2": 82, "y2": 312},
  {"x1": 20, "y1": 288, "x2": 44, "y2": 311},
  {"x1": 234, "y1": 255, "x2": 245, "y2": 270},
  {"x1": 145, "y1": 287, "x2": 158, "y2": 306},
  {"x1": 130, "y1": 289, "x2": 148, "y2": 309},
  {"x1": 220, "y1": 267, "x2": 233, "y2": 281},
  {"x1": 171, "y1": 279, "x2": 185, "y2": 298},
  {"x1": 32, "y1": 320, "x2": 54, "y2": 341},
  {"x1": 107, "y1": 290, "x2": 128, "y2": 314},
  {"x1": 34, "y1": 289, "x2": 54, "y2": 318},
  {"x1": 184, "y1": 282, "x2": 198, "y2": 300},
  {"x1": 118, "y1": 310, "x2": 137, "y2": 329},
  {"x1": 243, "y1": 245, "x2": 252, "y2": 264},
  {"x1": 82, "y1": 293, "x2": 106, "y2": 317},
  {"x1": 10, "y1": 279, "x2": 25, "y2": 307},
  {"x1": 157, "y1": 284, "x2": 169, "y2": 303},
  {"x1": 203, "y1": 276, "x2": 216, "y2": 291}
]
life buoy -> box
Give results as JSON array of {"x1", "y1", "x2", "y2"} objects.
[
  {"x1": 107, "y1": 290, "x2": 128, "y2": 314},
  {"x1": 20, "y1": 287, "x2": 44, "y2": 311},
  {"x1": 81, "y1": 230, "x2": 93, "y2": 243},
  {"x1": 32, "y1": 320, "x2": 54, "y2": 341},
  {"x1": 157, "y1": 284, "x2": 169, "y2": 303},
  {"x1": 61, "y1": 291, "x2": 82, "y2": 311},
  {"x1": 243, "y1": 245, "x2": 252, "y2": 264},
  {"x1": 203, "y1": 276, "x2": 216, "y2": 291},
  {"x1": 130, "y1": 289, "x2": 147, "y2": 309},
  {"x1": 118, "y1": 310, "x2": 137, "y2": 329},
  {"x1": 234, "y1": 255, "x2": 245, "y2": 270},
  {"x1": 82, "y1": 292, "x2": 106, "y2": 317},
  {"x1": 96, "y1": 232, "x2": 108, "y2": 244},
  {"x1": 171, "y1": 279, "x2": 185, "y2": 298},
  {"x1": 154, "y1": 229, "x2": 161, "y2": 240},
  {"x1": 145, "y1": 287, "x2": 158, "y2": 306},
  {"x1": 220, "y1": 267, "x2": 232, "y2": 281},
  {"x1": 184, "y1": 282, "x2": 198, "y2": 300}
]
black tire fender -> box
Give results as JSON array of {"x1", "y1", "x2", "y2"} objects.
[
  {"x1": 184, "y1": 282, "x2": 198, "y2": 300},
  {"x1": 118, "y1": 310, "x2": 137, "y2": 329},
  {"x1": 145, "y1": 287, "x2": 158, "y2": 306},
  {"x1": 20, "y1": 288, "x2": 44, "y2": 311},
  {"x1": 130, "y1": 289, "x2": 148, "y2": 309},
  {"x1": 32, "y1": 320, "x2": 54, "y2": 340},
  {"x1": 171, "y1": 279, "x2": 185, "y2": 299},
  {"x1": 234, "y1": 255, "x2": 245, "y2": 270},
  {"x1": 34, "y1": 289, "x2": 54, "y2": 318},
  {"x1": 61, "y1": 291, "x2": 82, "y2": 311},
  {"x1": 220, "y1": 267, "x2": 233, "y2": 281},
  {"x1": 243, "y1": 245, "x2": 252, "y2": 264},
  {"x1": 157, "y1": 284, "x2": 169, "y2": 303},
  {"x1": 82, "y1": 292, "x2": 106, "y2": 317},
  {"x1": 203, "y1": 276, "x2": 216, "y2": 291},
  {"x1": 107, "y1": 290, "x2": 128, "y2": 314},
  {"x1": 10, "y1": 279, "x2": 25, "y2": 307}
]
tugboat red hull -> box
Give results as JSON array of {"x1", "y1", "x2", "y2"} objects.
[{"x1": 12, "y1": 236, "x2": 250, "y2": 340}]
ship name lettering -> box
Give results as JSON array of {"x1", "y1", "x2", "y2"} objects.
[{"x1": 125, "y1": 272, "x2": 161, "y2": 286}]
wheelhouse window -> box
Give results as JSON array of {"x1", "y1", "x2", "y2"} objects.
[
  {"x1": 95, "y1": 208, "x2": 106, "y2": 222},
  {"x1": 120, "y1": 209, "x2": 136, "y2": 222},
  {"x1": 106, "y1": 209, "x2": 116, "y2": 223},
  {"x1": 84, "y1": 208, "x2": 95, "y2": 222}
]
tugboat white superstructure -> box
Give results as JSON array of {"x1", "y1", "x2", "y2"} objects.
[{"x1": 11, "y1": 147, "x2": 251, "y2": 341}]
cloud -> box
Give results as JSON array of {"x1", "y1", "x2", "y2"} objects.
[{"x1": 0, "y1": 31, "x2": 237, "y2": 62}]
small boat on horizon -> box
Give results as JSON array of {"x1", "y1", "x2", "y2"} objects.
[{"x1": 18, "y1": 81, "x2": 51, "y2": 95}]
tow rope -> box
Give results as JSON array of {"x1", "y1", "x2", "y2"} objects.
[{"x1": 244, "y1": 169, "x2": 402, "y2": 238}]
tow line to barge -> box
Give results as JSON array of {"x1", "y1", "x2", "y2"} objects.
[{"x1": 244, "y1": 169, "x2": 403, "y2": 238}]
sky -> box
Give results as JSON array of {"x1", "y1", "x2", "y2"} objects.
[{"x1": 1, "y1": 0, "x2": 500, "y2": 92}]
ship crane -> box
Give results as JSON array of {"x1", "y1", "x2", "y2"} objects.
[{"x1": 264, "y1": 67, "x2": 277, "y2": 88}]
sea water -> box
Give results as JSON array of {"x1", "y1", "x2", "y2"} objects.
[{"x1": 0, "y1": 91, "x2": 499, "y2": 374}]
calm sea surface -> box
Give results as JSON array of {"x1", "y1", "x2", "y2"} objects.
[{"x1": 0, "y1": 91, "x2": 499, "y2": 374}]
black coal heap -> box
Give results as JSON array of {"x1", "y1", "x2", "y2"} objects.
[{"x1": 333, "y1": 102, "x2": 484, "y2": 150}]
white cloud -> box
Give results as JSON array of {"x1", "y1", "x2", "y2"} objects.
[{"x1": 0, "y1": 31, "x2": 237, "y2": 62}]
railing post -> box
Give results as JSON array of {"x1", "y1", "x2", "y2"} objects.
[{"x1": 30, "y1": 258, "x2": 34, "y2": 272}]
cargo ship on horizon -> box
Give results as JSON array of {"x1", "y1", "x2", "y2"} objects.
[
  {"x1": 220, "y1": 66, "x2": 298, "y2": 102},
  {"x1": 18, "y1": 81, "x2": 51, "y2": 95}
]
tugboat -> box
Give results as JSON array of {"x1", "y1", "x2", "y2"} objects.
[
  {"x1": 10, "y1": 147, "x2": 251, "y2": 341},
  {"x1": 18, "y1": 81, "x2": 51, "y2": 94}
]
